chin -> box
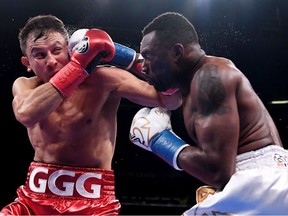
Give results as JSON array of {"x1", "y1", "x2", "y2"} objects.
[{"x1": 153, "y1": 85, "x2": 165, "y2": 92}]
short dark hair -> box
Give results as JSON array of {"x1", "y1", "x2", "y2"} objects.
[
  {"x1": 19, "y1": 15, "x2": 69, "y2": 55},
  {"x1": 142, "y1": 12, "x2": 198, "y2": 46}
]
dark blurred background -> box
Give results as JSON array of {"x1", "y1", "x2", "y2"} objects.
[{"x1": 0, "y1": 0, "x2": 288, "y2": 215}]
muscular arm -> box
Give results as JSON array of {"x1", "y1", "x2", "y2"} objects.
[
  {"x1": 93, "y1": 66, "x2": 182, "y2": 110},
  {"x1": 12, "y1": 76, "x2": 64, "y2": 128},
  {"x1": 178, "y1": 64, "x2": 239, "y2": 190}
]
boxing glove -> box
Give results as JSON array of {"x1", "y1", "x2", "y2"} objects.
[
  {"x1": 109, "y1": 43, "x2": 179, "y2": 96},
  {"x1": 129, "y1": 107, "x2": 189, "y2": 170},
  {"x1": 112, "y1": 46, "x2": 179, "y2": 95},
  {"x1": 69, "y1": 29, "x2": 178, "y2": 96},
  {"x1": 49, "y1": 29, "x2": 115, "y2": 97},
  {"x1": 69, "y1": 29, "x2": 144, "y2": 73},
  {"x1": 107, "y1": 42, "x2": 179, "y2": 95},
  {"x1": 111, "y1": 42, "x2": 179, "y2": 95}
]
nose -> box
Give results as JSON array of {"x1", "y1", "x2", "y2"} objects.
[{"x1": 46, "y1": 52, "x2": 57, "y2": 67}]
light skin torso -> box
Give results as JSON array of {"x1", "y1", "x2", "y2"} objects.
[
  {"x1": 13, "y1": 32, "x2": 182, "y2": 170},
  {"x1": 21, "y1": 73, "x2": 121, "y2": 169},
  {"x1": 13, "y1": 68, "x2": 182, "y2": 170}
]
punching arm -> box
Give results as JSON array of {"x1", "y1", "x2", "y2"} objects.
[{"x1": 68, "y1": 29, "x2": 178, "y2": 95}]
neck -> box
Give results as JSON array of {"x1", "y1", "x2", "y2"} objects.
[
  {"x1": 191, "y1": 53, "x2": 205, "y2": 72},
  {"x1": 180, "y1": 53, "x2": 205, "y2": 95}
]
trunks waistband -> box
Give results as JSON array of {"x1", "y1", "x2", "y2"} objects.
[
  {"x1": 24, "y1": 162, "x2": 115, "y2": 199},
  {"x1": 236, "y1": 145, "x2": 286, "y2": 162}
]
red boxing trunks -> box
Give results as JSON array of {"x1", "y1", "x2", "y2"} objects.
[{"x1": 1, "y1": 162, "x2": 121, "y2": 215}]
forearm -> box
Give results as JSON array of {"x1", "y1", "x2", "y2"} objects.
[
  {"x1": 13, "y1": 83, "x2": 63, "y2": 127},
  {"x1": 121, "y1": 85, "x2": 181, "y2": 111},
  {"x1": 178, "y1": 146, "x2": 232, "y2": 190},
  {"x1": 158, "y1": 90, "x2": 182, "y2": 110}
]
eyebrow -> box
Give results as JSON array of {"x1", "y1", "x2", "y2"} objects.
[{"x1": 29, "y1": 41, "x2": 64, "y2": 54}]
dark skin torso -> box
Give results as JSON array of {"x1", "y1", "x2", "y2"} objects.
[
  {"x1": 141, "y1": 38, "x2": 282, "y2": 189},
  {"x1": 138, "y1": 29, "x2": 282, "y2": 189},
  {"x1": 178, "y1": 55, "x2": 282, "y2": 189}
]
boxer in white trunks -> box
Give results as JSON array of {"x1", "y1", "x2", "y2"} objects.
[{"x1": 129, "y1": 12, "x2": 288, "y2": 215}]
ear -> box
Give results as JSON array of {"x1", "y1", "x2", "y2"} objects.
[
  {"x1": 173, "y1": 43, "x2": 184, "y2": 62},
  {"x1": 21, "y1": 56, "x2": 32, "y2": 72}
]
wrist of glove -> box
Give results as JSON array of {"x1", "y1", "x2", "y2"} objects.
[
  {"x1": 50, "y1": 28, "x2": 115, "y2": 97},
  {"x1": 150, "y1": 129, "x2": 189, "y2": 170},
  {"x1": 49, "y1": 61, "x2": 88, "y2": 97},
  {"x1": 129, "y1": 107, "x2": 188, "y2": 170},
  {"x1": 111, "y1": 42, "x2": 137, "y2": 70},
  {"x1": 69, "y1": 29, "x2": 141, "y2": 71}
]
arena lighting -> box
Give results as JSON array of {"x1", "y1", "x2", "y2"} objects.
[{"x1": 269, "y1": 100, "x2": 288, "y2": 105}]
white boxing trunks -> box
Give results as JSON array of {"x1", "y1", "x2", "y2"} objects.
[{"x1": 183, "y1": 145, "x2": 288, "y2": 215}]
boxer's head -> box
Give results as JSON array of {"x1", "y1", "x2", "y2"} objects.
[
  {"x1": 140, "y1": 12, "x2": 200, "y2": 92},
  {"x1": 19, "y1": 15, "x2": 69, "y2": 57},
  {"x1": 18, "y1": 15, "x2": 70, "y2": 82}
]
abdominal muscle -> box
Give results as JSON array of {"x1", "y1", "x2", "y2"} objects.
[{"x1": 28, "y1": 95, "x2": 120, "y2": 170}]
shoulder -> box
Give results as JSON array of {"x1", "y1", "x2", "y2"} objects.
[
  {"x1": 13, "y1": 76, "x2": 41, "y2": 86},
  {"x1": 193, "y1": 57, "x2": 244, "y2": 114},
  {"x1": 196, "y1": 57, "x2": 243, "y2": 85},
  {"x1": 12, "y1": 76, "x2": 42, "y2": 94}
]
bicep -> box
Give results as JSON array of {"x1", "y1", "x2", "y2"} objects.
[
  {"x1": 103, "y1": 67, "x2": 163, "y2": 107},
  {"x1": 119, "y1": 77, "x2": 163, "y2": 107},
  {"x1": 96, "y1": 67, "x2": 181, "y2": 109},
  {"x1": 195, "y1": 93, "x2": 240, "y2": 180},
  {"x1": 196, "y1": 107, "x2": 239, "y2": 155},
  {"x1": 195, "y1": 64, "x2": 240, "y2": 157}
]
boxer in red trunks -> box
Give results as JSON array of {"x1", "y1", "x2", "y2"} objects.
[
  {"x1": 0, "y1": 15, "x2": 181, "y2": 215},
  {"x1": 4, "y1": 162, "x2": 120, "y2": 215}
]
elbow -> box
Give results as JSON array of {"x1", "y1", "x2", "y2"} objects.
[
  {"x1": 14, "y1": 110, "x2": 37, "y2": 128},
  {"x1": 13, "y1": 99, "x2": 39, "y2": 128},
  {"x1": 168, "y1": 100, "x2": 182, "y2": 110},
  {"x1": 205, "y1": 168, "x2": 234, "y2": 190},
  {"x1": 160, "y1": 94, "x2": 183, "y2": 110}
]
